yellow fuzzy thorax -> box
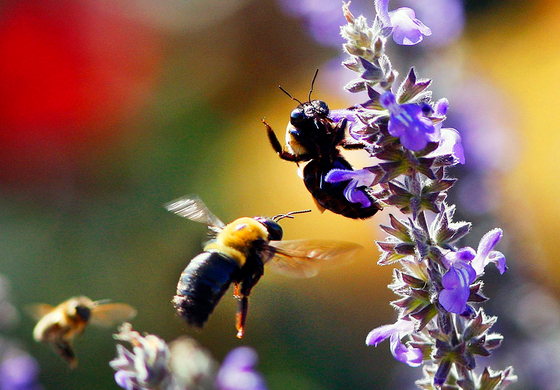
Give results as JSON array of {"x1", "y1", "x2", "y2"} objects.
[{"x1": 204, "y1": 217, "x2": 269, "y2": 267}]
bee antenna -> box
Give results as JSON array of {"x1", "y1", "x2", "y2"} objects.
[
  {"x1": 93, "y1": 299, "x2": 111, "y2": 306},
  {"x1": 308, "y1": 69, "x2": 319, "y2": 102},
  {"x1": 278, "y1": 85, "x2": 303, "y2": 105},
  {"x1": 273, "y1": 209, "x2": 312, "y2": 222}
]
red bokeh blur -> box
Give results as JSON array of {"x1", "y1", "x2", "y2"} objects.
[{"x1": 0, "y1": 2, "x2": 163, "y2": 187}]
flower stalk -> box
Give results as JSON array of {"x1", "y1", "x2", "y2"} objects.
[{"x1": 331, "y1": 2, "x2": 516, "y2": 388}]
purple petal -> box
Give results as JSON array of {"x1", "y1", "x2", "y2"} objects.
[
  {"x1": 439, "y1": 263, "x2": 475, "y2": 313},
  {"x1": 343, "y1": 181, "x2": 372, "y2": 208},
  {"x1": 472, "y1": 228, "x2": 504, "y2": 275},
  {"x1": 380, "y1": 91, "x2": 397, "y2": 110},
  {"x1": 488, "y1": 251, "x2": 507, "y2": 274},
  {"x1": 389, "y1": 333, "x2": 423, "y2": 367},
  {"x1": 389, "y1": 7, "x2": 431, "y2": 45},
  {"x1": 441, "y1": 247, "x2": 476, "y2": 269},
  {"x1": 434, "y1": 98, "x2": 449, "y2": 116},
  {"x1": 324, "y1": 169, "x2": 358, "y2": 183},
  {"x1": 374, "y1": 0, "x2": 391, "y2": 27},
  {"x1": 217, "y1": 347, "x2": 268, "y2": 390},
  {"x1": 365, "y1": 319, "x2": 415, "y2": 346},
  {"x1": 435, "y1": 128, "x2": 465, "y2": 164}
]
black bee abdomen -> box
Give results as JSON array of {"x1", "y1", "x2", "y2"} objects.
[
  {"x1": 173, "y1": 251, "x2": 240, "y2": 327},
  {"x1": 303, "y1": 157, "x2": 381, "y2": 219}
]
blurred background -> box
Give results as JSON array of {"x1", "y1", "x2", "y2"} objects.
[{"x1": 0, "y1": 0, "x2": 559, "y2": 389}]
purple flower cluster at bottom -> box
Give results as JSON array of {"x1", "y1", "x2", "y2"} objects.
[{"x1": 110, "y1": 323, "x2": 268, "y2": 390}]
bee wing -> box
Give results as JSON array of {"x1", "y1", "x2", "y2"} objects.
[
  {"x1": 89, "y1": 304, "x2": 137, "y2": 328},
  {"x1": 265, "y1": 239, "x2": 363, "y2": 278},
  {"x1": 24, "y1": 303, "x2": 55, "y2": 321},
  {"x1": 165, "y1": 194, "x2": 226, "y2": 234}
]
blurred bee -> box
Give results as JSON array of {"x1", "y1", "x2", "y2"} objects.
[
  {"x1": 166, "y1": 195, "x2": 362, "y2": 338},
  {"x1": 262, "y1": 71, "x2": 382, "y2": 219},
  {"x1": 27, "y1": 296, "x2": 136, "y2": 368}
]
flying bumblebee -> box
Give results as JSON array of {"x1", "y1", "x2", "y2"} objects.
[
  {"x1": 262, "y1": 71, "x2": 382, "y2": 219},
  {"x1": 166, "y1": 195, "x2": 362, "y2": 338},
  {"x1": 27, "y1": 296, "x2": 136, "y2": 368}
]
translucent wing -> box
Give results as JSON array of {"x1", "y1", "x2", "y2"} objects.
[
  {"x1": 25, "y1": 303, "x2": 55, "y2": 321},
  {"x1": 165, "y1": 194, "x2": 225, "y2": 234},
  {"x1": 89, "y1": 303, "x2": 137, "y2": 328},
  {"x1": 266, "y1": 239, "x2": 363, "y2": 278}
]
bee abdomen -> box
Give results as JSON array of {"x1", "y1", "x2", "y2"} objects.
[{"x1": 173, "y1": 251, "x2": 240, "y2": 328}]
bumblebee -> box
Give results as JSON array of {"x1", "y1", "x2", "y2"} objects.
[
  {"x1": 263, "y1": 72, "x2": 382, "y2": 219},
  {"x1": 27, "y1": 296, "x2": 136, "y2": 368},
  {"x1": 166, "y1": 195, "x2": 362, "y2": 338}
]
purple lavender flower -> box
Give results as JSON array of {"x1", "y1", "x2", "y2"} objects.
[
  {"x1": 406, "y1": 0, "x2": 464, "y2": 47},
  {"x1": 380, "y1": 91, "x2": 437, "y2": 151},
  {"x1": 439, "y1": 229, "x2": 506, "y2": 313},
  {"x1": 324, "y1": 168, "x2": 377, "y2": 207},
  {"x1": 110, "y1": 323, "x2": 171, "y2": 390},
  {"x1": 366, "y1": 319, "x2": 423, "y2": 367},
  {"x1": 375, "y1": 0, "x2": 431, "y2": 45},
  {"x1": 427, "y1": 128, "x2": 465, "y2": 165},
  {"x1": 216, "y1": 347, "x2": 268, "y2": 390}
]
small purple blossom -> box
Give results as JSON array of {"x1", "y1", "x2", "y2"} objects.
[
  {"x1": 375, "y1": 0, "x2": 431, "y2": 45},
  {"x1": 439, "y1": 229, "x2": 506, "y2": 313},
  {"x1": 110, "y1": 323, "x2": 171, "y2": 390},
  {"x1": 324, "y1": 168, "x2": 376, "y2": 207},
  {"x1": 380, "y1": 91, "x2": 436, "y2": 151},
  {"x1": 439, "y1": 248, "x2": 477, "y2": 314},
  {"x1": 366, "y1": 319, "x2": 423, "y2": 367},
  {"x1": 216, "y1": 347, "x2": 268, "y2": 390},
  {"x1": 427, "y1": 128, "x2": 465, "y2": 165}
]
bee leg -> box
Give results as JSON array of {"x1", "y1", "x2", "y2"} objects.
[
  {"x1": 54, "y1": 339, "x2": 77, "y2": 369},
  {"x1": 262, "y1": 119, "x2": 303, "y2": 162},
  {"x1": 235, "y1": 295, "x2": 249, "y2": 339},
  {"x1": 234, "y1": 266, "x2": 263, "y2": 338}
]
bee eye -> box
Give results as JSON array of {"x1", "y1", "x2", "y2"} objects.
[
  {"x1": 74, "y1": 305, "x2": 91, "y2": 321},
  {"x1": 254, "y1": 218, "x2": 283, "y2": 241},
  {"x1": 290, "y1": 107, "x2": 306, "y2": 126}
]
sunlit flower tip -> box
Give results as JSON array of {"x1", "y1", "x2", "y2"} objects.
[
  {"x1": 379, "y1": 91, "x2": 436, "y2": 151},
  {"x1": 375, "y1": 0, "x2": 431, "y2": 45},
  {"x1": 217, "y1": 347, "x2": 268, "y2": 390},
  {"x1": 325, "y1": 168, "x2": 376, "y2": 208},
  {"x1": 366, "y1": 319, "x2": 423, "y2": 367},
  {"x1": 471, "y1": 228, "x2": 506, "y2": 275},
  {"x1": 110, "y1": 323, "x2": 171, "y2": 390},
  {"x1": 427, "y1": 128, "x2": 465, "y2": 165}
]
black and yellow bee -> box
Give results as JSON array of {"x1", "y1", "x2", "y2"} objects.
[
  {"x1": 262, "y1": 73, "x2": 382, "y2": 219},
  {"x1": 166, "y1": 195, "x2": 362, "y2": 338},
  {"x1": 27, "y1": 296, "x2": 136, "y2": 368}
]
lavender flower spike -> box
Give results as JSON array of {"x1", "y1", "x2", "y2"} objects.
[
  {"x1": 380, "y1": 91, "x2": 436, "y2": 151},
  {"x1": 366, "y1": 319, "x2": 423, "y2": 367},
  {"x1": 375, "y1": 0, "x2": 432, "y2": 45}
]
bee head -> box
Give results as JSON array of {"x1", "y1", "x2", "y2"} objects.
[
  {"x1": 254, "y1": 217, "x2": 283, "y2": 241},
  {"x1": 67, "y1": 297, "x2": 94, "y2": 321},
  {"x1": 290, "y1": 100, "x2": 329, "y2": 129}
]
